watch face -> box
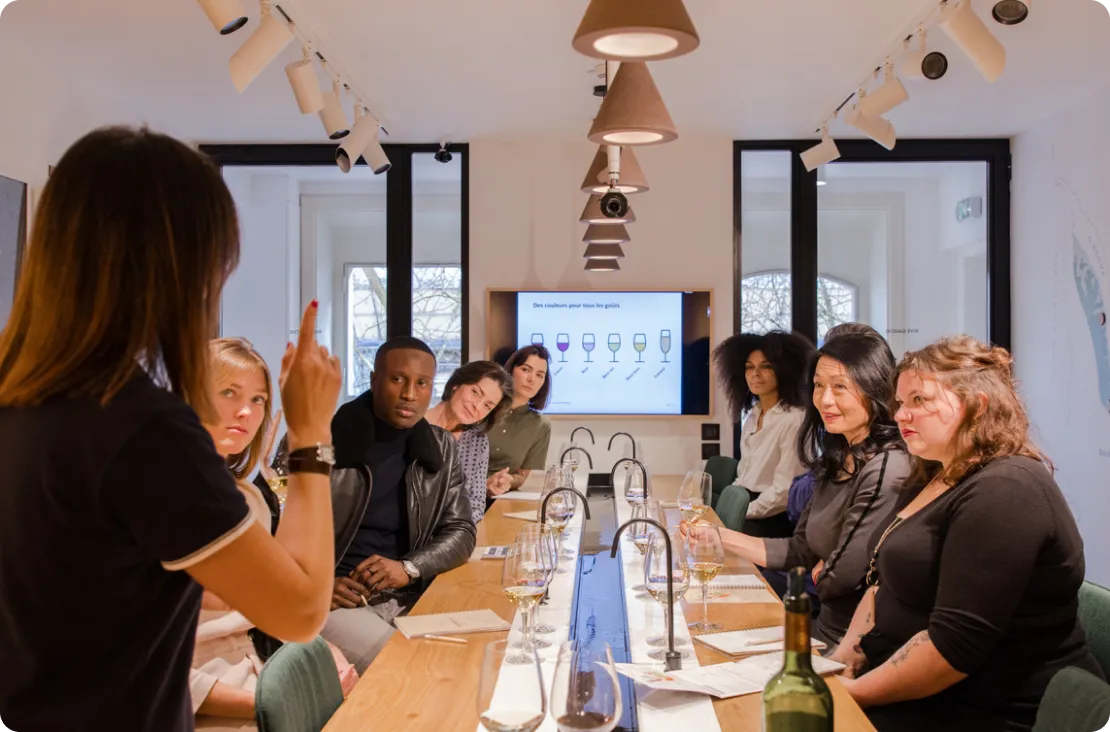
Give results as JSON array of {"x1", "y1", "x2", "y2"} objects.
[{"x1": 318, "y1": 445, "x2": 336, "y2": 465}]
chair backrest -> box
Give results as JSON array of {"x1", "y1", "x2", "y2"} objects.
[
  {"x1": 705, "y1": 455, "x2": 739, "y2": 510},
  {"x1": 714, "y1": 484, "x2": 751, "y2": 533},
  {"x1": 1031, "y1": 666, "x2": 1110, "y2": 732},
  {"x1": 255, "y1": 636, "x2": 344, "y2": 732},
  {"x1": 1079, "y1": 581, "x2": 1110, "y2": 678}
]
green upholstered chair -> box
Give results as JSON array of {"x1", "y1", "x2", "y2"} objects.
[
  {"x1": 255, "y1": 636, "x2": 344, "y2": 732},
  {"x1": 714, "y1": 484, "x2": 751, "y2": 533},
  {"x1": 1079, "y1": 581, "x2": 1110, "y2": 678},
  {"x1": 705, "y1": 455, "x2": 739, "y2": 510},
  {"x1": 1032, "y1": 666, "x2": 1110, "y2": 732}
]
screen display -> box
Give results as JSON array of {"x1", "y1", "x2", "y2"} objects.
[
  {"x1": 487, "y1": 289, "x2": 712, "y2": 416},
  {"x1": 516, "y1": 291, "x2": 683, "y2": 415}
]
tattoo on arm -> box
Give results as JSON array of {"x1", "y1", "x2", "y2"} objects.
[{"x1": 889, "y1": 631, "x2": 930, "y2": 669}]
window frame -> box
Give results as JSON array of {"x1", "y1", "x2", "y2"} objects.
[{"x1": 740, "y1": 268, "x2": 860, "y2": 336}]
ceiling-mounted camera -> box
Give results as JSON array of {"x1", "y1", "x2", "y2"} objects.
[
  {"x1": 434, "y1": 142, "x2": 453, "y2": 164},
  {"x1": 600, "y1": 189, "x2": 629, "y2": 219}
]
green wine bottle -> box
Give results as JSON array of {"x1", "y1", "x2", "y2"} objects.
[{"x1": 762, "y1": 567, "x2": 834, "y2": 731}]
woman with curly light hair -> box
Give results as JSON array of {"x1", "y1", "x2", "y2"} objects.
[
  {"x1": 832, "y1": 335, "x2": 1103, "y2": 731},
  {"x1": 713, "y1": 330, "x2": 815, "y2": 537}
]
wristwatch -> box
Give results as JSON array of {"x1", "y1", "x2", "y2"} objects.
[
  {"x1": 401, "y1": 560, "x2": 421, "y2": 583},
  {"x1": 287, "y1": 444, "x2": 336, "y2": 476}
]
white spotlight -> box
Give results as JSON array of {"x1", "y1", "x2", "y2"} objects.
[
  {"x1": 196, "y1": 0, "x2": 248, "y2": 35},
  {"x1": 844, "y1": 100, "x2": 896, "y2": 150},
  {"x1": 859, "y1": 63, "x2": 909, "y2": 117},
  {"x1": 940, "y1": 0, "x2": 1006, "y2": 82},
  {"x1": 319, "y1": 81, "x2": 350, "y2": 140},
  {"x1": 800, "y1": 126, "x2": 840, "y2": 172},
  {"x1": 285, "y1": 50, "x2": 324, "y2": 114},
  {"x1": 899, "y1": 30, "x2": 949, "y2": 81},
  {"x1": 336, "y1": 108, "x2": 390, "y2": 175},
  {"x1": 229, "y1": 3, "x2": 295, "y2": 93}
]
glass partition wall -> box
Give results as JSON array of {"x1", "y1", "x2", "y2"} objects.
[{"x1": 204, "y1": 144, "x2": 468, "y2": 410}]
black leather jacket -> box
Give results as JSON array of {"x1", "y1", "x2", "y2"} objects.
[{"x1": 329, "y1": 391, "x2": 476, "y2": 586}]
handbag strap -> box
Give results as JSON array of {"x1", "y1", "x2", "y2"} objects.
[{"x1": 815, "y1": 451, "x2": 890, "y2": 586}]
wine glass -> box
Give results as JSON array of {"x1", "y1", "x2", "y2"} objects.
[
  {"x1": 677, "y1": 470, "x2": 711, "y2": 523},
  {"x1": 531, "y1": 333, "x2": 544, "y2": 346},
  {"x1": 623, "y1": 470, "x2": 646, "y2": 503},
  {"x1": 607, "y1": 333, "x2": 621, "y2": 363},
  {"x1": 556, "y1": 333, "x2": 570, "y2": 362},
  {"x1": 643, "y1": 527, "x2": 691, "y2": 660},
  {"x1": 633, "y1": 333, "x2": 647, "y2": 363},
  {"x1": 559, "y1": 442, "x2": 579, "y2": 473},
  {"x1": 582, "y1": 333, "x2": 595, "y2": 363},
  {"x1": 550, "y1": 639, "x2": 622, "y2": 732},
  {"x1": 502, "y1": 538, "x2": 552, "y2": 663},
  {"x1": 545, "y1": 491, "x2": 577, "y2": 562},
  {"x1": 686, "y1": 522, "x2": 726, "y2": 632},
  {"x1": 625, "y1": 499, "x2": 661, "y2": 595},
  {"x1": 477, "y1": 639, "x2": 546, "y2": 732},
  {"x1": 520, "y1": 523, "x2": 559, "y2": 635},
  {"x1": 660, "y1": 330, "x2": 672, "y2": 364}
]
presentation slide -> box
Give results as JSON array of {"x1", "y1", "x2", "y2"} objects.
[{"x1": 515, "y1": 291, "x2": 684, "y2": 415}]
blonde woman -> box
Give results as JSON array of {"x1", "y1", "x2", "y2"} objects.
[
  {"x1": 832, "y1": 336, "x2": 1103, "y2": 731},
  {"x1": 193, "y1": 339, "x2": 357, "y2": 730}
]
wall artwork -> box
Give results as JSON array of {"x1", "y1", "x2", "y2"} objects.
[{"x1": 0, "y1": 174, "x2": 28, "y2": 327}]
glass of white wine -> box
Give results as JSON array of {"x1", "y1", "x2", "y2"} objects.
[
  {"x1": 677, "y1": 470, "x2": 711, "y2": 523},
  {"x1": 519, "y1": 523, "x2": 559, "y2": 635},
  {"x1": 550, "y1": 639, "x2": 621, "y2": 732},
  {"x1": 545, "y1": 492, "x2": 577, "y2": 562},
  {"x1": 503, "y1": 538, "x2": 552, "y2": 663},
  {"x1": 685, "y1": 522, "x2": 726, "y2": 632},
  {"x1": 643, "y1": 528, "x2": 692, "y2": 660},
  {"x1": 477, "y1": 639, "x2": 546, "y2": 732}
]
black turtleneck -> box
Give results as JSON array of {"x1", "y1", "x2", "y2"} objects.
[{"x1": 336, "y1": 413, "x2": 413, "y2": 575}]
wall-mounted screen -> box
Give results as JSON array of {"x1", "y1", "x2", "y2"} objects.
[{"x1": 487, "y1": 289, "x2": 712, "y2": 416}]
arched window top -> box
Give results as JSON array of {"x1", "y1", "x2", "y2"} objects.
[{"x1": 740, "y1": 270, "x2": 859, "y2": 339}]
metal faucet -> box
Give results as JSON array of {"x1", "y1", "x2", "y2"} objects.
[
  {"x1": 607, "y1": 431, "x2": 637, "y2": 460},
  {"x1": 560, "y1": 446, "x2": 594, "y2": 470},
  {"x1": 610, "y1": 518, "x2": 682, "y2": 671},
  {"x1": 611, "y1": 457, "x2": 650, "y2": 499},
  {"x1": 570, "y1": 426, "x2": 595, "y2": 445},
  {"x1": 540, "y1": 487, "x2": 592, "y2": 523}
]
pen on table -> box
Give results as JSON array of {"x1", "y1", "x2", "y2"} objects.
[{"x1": 424, "y1": 634, "x2": 468, "y2": 644}]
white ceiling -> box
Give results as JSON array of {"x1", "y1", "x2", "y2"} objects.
[{"x1": 3, "y1": 0, "x2": 1109, "y2": 143}]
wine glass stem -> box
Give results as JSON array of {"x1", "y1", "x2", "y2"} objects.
[
  {"x1": 522, "y1": 607, "x2": 534, "y2": 650},
  {"x1": 702, "y1": 581, "x2": 709, "y2": 627}
]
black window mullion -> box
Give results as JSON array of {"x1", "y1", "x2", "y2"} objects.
[
  {"x1": 791, "y1": 149, "x2": 819, "y2": 345},
  {"x1": 385, "y1": 147, "x2": 413, "y2": 339}
]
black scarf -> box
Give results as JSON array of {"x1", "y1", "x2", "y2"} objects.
[{"x1": 330, "y1": 390, "x2": 443, "y2": 473}]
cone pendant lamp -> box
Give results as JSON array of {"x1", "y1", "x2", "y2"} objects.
[
  {"x1": 584, "y1": 243, "x2": 626, "y2": 260},
  {"x1": 588, "y1": 62, "x2": 677, "y2": 146},
  {"x1": 585, "y1": 258, "x2": 621, "y2": 272},
  {"x1": 583, "y1": 224, "x2": 631, "y2": 244},
  {"x1": 573, "y1": 0, "x2": 700, "y2": 61},
  {"x1": 580, "y1": 195, "x2": 636, "y2": 225},
  {"x1": 580, "y1": 146, "x2": 650, "y2": 194}
]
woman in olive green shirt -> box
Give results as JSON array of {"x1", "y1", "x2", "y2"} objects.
[{"x1": 487, "y1": 345, "x2": 553, "y2": 496}]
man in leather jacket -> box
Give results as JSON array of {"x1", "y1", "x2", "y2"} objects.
[{"x1": 320, "y1": 337, "x2": 476, "y2": 673}]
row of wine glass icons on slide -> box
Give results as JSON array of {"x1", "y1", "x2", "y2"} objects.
[{"x1": 528, "y1": 332, "x2": 673, "y2": 362}]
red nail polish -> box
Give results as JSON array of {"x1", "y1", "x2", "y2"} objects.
[{"x1": 310, "y1": 299, "x2": 318, "y2": 309}]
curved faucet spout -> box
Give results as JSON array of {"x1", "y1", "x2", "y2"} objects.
[
  {"x1": 540, "y1": 486, "x2": 592, "y2": 524},
  {"x1": 560, "y1": 446, "x2": 594, "y2": 470},
  {"x1": 570, "y1": 426, "x2": 596, "y2": 445},
  {"x1": 611, "y1": 457, "x2": 651, "y2": 499},
  {"x1": 607, "y1": 431, "x2": 637, "y2": 460},
  {"x1": 611, "y1": 518, "x2": 682, "y2": 671}
]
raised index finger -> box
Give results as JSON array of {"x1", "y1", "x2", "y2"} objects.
[{"x1": 296, "y1": 300, "x2": 319, "y2": 352}]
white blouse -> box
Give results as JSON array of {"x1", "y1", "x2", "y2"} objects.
[{"x1": 734, "y1": 402, "x2": 807, "y2": 519}]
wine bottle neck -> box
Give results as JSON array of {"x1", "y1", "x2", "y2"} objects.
[{"x1": 783, "y1": 607, "x2": 813, "y2": 671}]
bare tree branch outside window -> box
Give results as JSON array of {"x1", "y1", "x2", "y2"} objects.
[{"x1": 740, "y1": 270, "x2": 858, "y2": 342}]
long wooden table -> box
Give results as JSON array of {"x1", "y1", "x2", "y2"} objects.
[{"x1": 324, "y1": 475, "x2": 875, "y2": 731}]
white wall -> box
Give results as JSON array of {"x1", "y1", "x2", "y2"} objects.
[
  {"x1": 468, "y1": 138, "x2": 734, "y2": 476},
  {"x1": 1013, "y1": 83, "x2": 1110, "y2": 587}
]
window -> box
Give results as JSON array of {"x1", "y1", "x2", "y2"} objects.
[
  {"x1": 741, "y1": 270, "x2": 858, "y2": 338},
  {"x1": 346, "y1": 264, "x2": 461, "y2": 399}
]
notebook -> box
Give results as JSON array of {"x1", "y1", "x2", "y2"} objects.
[
  {"x1": 491, "y1": 492, "x2": 542, "y2": 501},
  {"x1": 708, "y1": 574, "x2": 765, "y2": 590},
  {"x1": 503, "y1": 510, "x2": 538, "y2": 522},
  {"x1": 614, "y1": 653, "x2": 845, "y2": 699},
  {"x1": 469, "y1": 545, "x2": 511, "y2": 562},
  {"x1": 684, "y1": 587, "x2": 780, "y2": 605},
  {"x1": 394, "y1": 609, "x2": 511, "y2": 639},
  {"x1": 692, "y1": 626, "x2": 828, "y2": 657}
]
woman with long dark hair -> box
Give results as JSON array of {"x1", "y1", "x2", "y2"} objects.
[
  {"x1": 0, "y1": 127, "x2": 341, "y2": 731},
  {"x1": 486, "y1": 345, "x2": 553, "y2": 496},
  {"x1": 714, "y1": 330, "x2": 814, "y2": 537},
  {"x1": 707, "y1": 333, "x2": 913, "y2": 646}
]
